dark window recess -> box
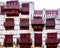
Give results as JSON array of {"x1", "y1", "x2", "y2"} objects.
[
  {"x1": 21, "y1": 3, "x2": 29, "y2": 15},
  {"x1": 20, "y1": 18, "x2": 29, "y2": 30},
  {"x1": 46, "y1": 18, "x2": 55, "y2": 29},
  {"x1": 47, "y1": 45, "x2": 57, "y2": 48},
  {"x1": 4, "y1": 35, "x2": 13, "y2": 47},
  {"x1": 34, "y1": 33, "x2": 42, "y2": 47},
  {"x1": 4, "y1": 26, "x2": 14, "y2": 30},
  {"x1": 32, "y1": 25, "x2": 44, "y2": 31},
  {"x1": 0, "y1": 6, "x2": 5, "y2": 15},
  {"x1": 3, "y1": 1, "x2": 20, "y2": 16},
  {"x1": 31, "y1": 17, "x2": 44, "y2": 31},
  {"x1": 4, "y1": 18, "x2": 14, "y2": 30},
  {"x1": 17, "y1": 33, "x2": 32, "y2": 48},
  {"x1": 46, "y1": 26, "x2": 55, "y2": 29},
  {"x1": 21, "y1": 12, "x2": 29, "y2": 15},
  {"x1": 20, "y1": 26, "x2": 29, "y2": 30}
]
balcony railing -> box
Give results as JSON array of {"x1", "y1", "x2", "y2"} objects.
[
  {"x1": 4, "y1": 6, "x2": 20, "y2": 10},
  {"x1": 5, "y1": 11, "x2": 19, "y2": 16},
  {"x1": 46, "y1": 10, "x2": 58, "y2": 14},
  {"x1": 6, "y1": 11, "x2": 19, "y2": 14},
  {"x1": 4, "y1": 1, "x2": 20, "y2": 9},
  {"x1": 34, "y1": 10, "x2": 43, "y2": 14}
]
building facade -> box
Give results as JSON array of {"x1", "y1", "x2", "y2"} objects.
[{"x1": 0, "y1": 0, "x2": 60, "y2": 48}]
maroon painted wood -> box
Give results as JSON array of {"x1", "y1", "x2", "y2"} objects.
[
  {"x1": 20, "y1": 33, "x2": 30, "y2": 38},
  {"x1": 6, "y1": 1, "x2": 19, "y2": 8},
  {"x1": 4, "y1": 22, "x2": 14, "y2": 26},
  {"x1": 31, "y1": 17, "x2": 44, "y2": 31},
  {"x1": 46, "y1": 33, "x2": 58, "y2": 48},
  {"x1": 17, "y1": 33, "x2": 32, "y2": 48},
  {"x1": 18, "y1": 33, "x2": 31, "y2": 44},
  {"x1": 46, "y1": 18, "x2": 55, "y2": 29},
  {"x1": 5, "y1": 18, "x2": 14, "y2": 22},
  {"x1": 46, "y1": 39, "x2": 58, "y2": 44},
  {"x1": 3, "y1": 1, "x2": 20, "y2": 16},
  {"x1": 4, "y1": 18, "x2": 14, "y2": 30},
  {"x1": 20, "y1": 18, "x2": 29, "y2": 30},
  {"x1": 21, "y1": 3, "x2": 29, "y2": 15},
  {"x1": 4, "y1": 35, "x2": 13, "y2": 47},
  {"x1": 22, "y1": 3, "x2": 29, "y2": 7},
  {"x1": 34, "y1": 33, "x2": 42, "y2": 39},
  {"x1": 20, "y1": 44, "x2": 31, "y2": 48},
  {"x1": 46, "y1": 18, "x2": 55, "y2": 26},
  {"x1": 19, "y1": 38, "x2": 32, "y2": 44},
  {"x1": 5, "y1": 10, "x2": 19, "y2": 16},
  {"x1": 34, "y1": 10, "x2": 43, "y2": 14},
  {"x1": 47, "y1": 33, "x2": 57, "y2": 39},
  {"x1": 34, "y1": 33, "x2": 42, "y2": 47},
  {"x1": 46, "y1": 10, "x2": 58, "y2": 14}
]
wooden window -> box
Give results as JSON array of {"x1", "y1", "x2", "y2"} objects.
[
  {"x1": 4, "y1": 35, "x2": 13, "y2": 47},
  {"x1": 4, "y1": 18, "x2": 14, "y2": 30},
  {"x1": 20, "y1": 18, "x2": 29, "y2": 30},
  {"x1": 46, "y1": 18, "x2": 55, "y2": 29},
  {"x1": 34, "y1": 33, "x2": 42, "y2": 47}
]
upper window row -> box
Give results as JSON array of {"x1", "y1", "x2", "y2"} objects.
[{"x1": 4, "y1": 18, "x2": 55, "y2": 30}]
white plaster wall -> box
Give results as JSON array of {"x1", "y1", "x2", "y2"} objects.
[{"x1": 55, "y1": 25, "x2": 60, "y2": 29}]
